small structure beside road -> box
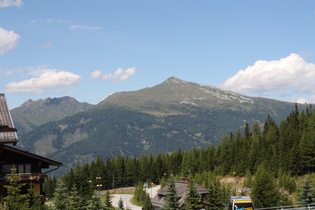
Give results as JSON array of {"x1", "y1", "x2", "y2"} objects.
[{"x1": 151, "y1": 179, "x2": 208, "y2": 209}]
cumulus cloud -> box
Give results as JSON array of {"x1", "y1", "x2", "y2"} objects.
[
  {"x1": 5, "y1": 69, "x2": 81, "y2": 93},
  {"x1": 0, "y1": 27, "x2": 20, "y2": 54},
  {"x1": 90, "y1": 70, "x2": 102, "y2": 79},
  {"x1": 0, "y1": 0, "x2": 22, "y2": 8},
  {"x1": 90, "y1": 68, "x2": 137, "y2": 82},
  {"x1": 220, "y1": 53, "x2": 315, "y2": 97}
]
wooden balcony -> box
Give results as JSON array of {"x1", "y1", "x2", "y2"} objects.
[{"x1": 2, "y1": 172, "x2": 47, "y2": 183}]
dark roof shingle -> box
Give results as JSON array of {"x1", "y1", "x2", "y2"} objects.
[{"x1": 0, "y1": 94, "x2": 18, "y2": 144}]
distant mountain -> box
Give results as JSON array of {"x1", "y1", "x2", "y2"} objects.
[
  {"x1": 11, "y1": 96, "x2": 94, "y2": 135},
  {"x1": 99, "y1": 77, "x2": 289, "y2": 118},
  {"x1": 16, "y1": 77, "x2": 307, "y2": 173}
]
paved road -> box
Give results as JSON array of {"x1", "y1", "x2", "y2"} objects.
[{"x1": 111, "y1": 185, "x2": 160, "y2": 210}]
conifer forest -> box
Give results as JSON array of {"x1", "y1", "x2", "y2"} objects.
[{"x1": 4, "y1": 104, "x2": 315, "y2": 209}]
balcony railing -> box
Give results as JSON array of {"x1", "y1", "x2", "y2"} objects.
[{"x1": 2, "y1": 172, "x2": 47, "y2": 182}]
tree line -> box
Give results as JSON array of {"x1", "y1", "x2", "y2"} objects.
[{"x1": 4, "y1": 104, "x2": 315, "y2": 209}]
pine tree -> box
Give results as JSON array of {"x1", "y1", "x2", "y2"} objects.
[
  {"x1": 143, "y1": 193, "x2": 154, "y2": 210},
  {"x1": 297, "y1": 176, "x2": 315, "y2": 204},
  {"x1": 104, "y1": 191, "x2": 113, "y2": 209},
  {"x1": 278, "y1": 172, "x2": 296, "y2": 194},
  {"x1": 163, "y1": 179, "x2": 179, "y2": 210},
  {"x1": 68, "y1": 185, "x2": 86, "y2": 209},
  {"x1": 205, "y1": 181, "x2": 224, "y2": 210},
  {"x1": 181, "y1": 152, "x2": 194, "y2": 177},
  {"x1": 243, "y1": 170, "x2": 252, "y2": 188},
  {"x1": 133, "y1": 181, "x2": 146, "y2": 205},
  {"x1": 298, "y1": 132, "x2": 315, "y2": 173},
  {"x1": 43, "y1": 175, "x2": 57, "y2": 199},
  {"x1": 251, "y1": 164, "x2": 280, "y2": 208},
  {"x1": 118, "y1": 197, "x2": 125, "y2": 210},
  {"x1": 248, "y1": 122, "x2": 262, "y2": 173},
  {"x1": 25, "y1": 188, "x2": 44, "y2": 209},
  {"x1": 183, "y1": 181, "x2": 201, "y2": 210},
  {"x1": 115, "y1": 154, "x2": 126, "y2": 188},
  {"x1": 53, "y1": 179, "x2": 70, "y2": 210},
  {"x1": 4, "y1": 168, "x2": 28, "y2": 209},
  {"x1": 86, "y1": 195, "x2": 105, "y2": 210}
]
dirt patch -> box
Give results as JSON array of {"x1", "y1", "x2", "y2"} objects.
[{"x1": 220, "y1": 177, "x2": 244, "y2": 184}]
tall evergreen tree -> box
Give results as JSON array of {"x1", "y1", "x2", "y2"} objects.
[
  {"x1": 25, "y1": 188, "x2": 45, "y2": 209},
  {"x1": 139, "y1": 153, "x2": 149, "y2": 182},
  {"x1": 163, "y1": 179, "x2": 179, "y2": 210},
  {"x1": 134, "y1": 181, "x2": 147, "y2": 205},
  {"x1": 4, "y1": 168, "x2": 27, "y2": 209},
  {"x1": 251, "y1": 164, "x2": 280, "y2": 208},
  {"x1": 104, "y1": 191, "x2": 113, "y2": 209},
  {"x1": 248, "y1": 121, "x2": 262, "y2": 173},
  {"x1": 278, "y1": 172, "x2": 296, "y2": 194},
  {"x1": 143, "y1": 193, "x2": 154, "y2": 210},
  {"x1": 115, "y1": 154, "x2": 126, "y2": 188},
  {"x1": 53, "y1": 179, "x2": 70, "y2": 210},
  {"x1": 181, "y1": 151, "x2": 194, "y2": 177},
  {"x1": 183, "y1": 181, "x2": 201, "y2": 210},
  {"x1": 205, "y1": 181, "x2": 224, "y2": 210},
  {"x1": 262, "y1": 115, "x2": 279, "y2": 172},
  {"x1": 86, "y1": 195, "x2": 105, "y2": 210},
  {"x1": 298, "y1": 132, "x2": 315, "y2": 173},
  {"x1": 118, "y1": 197, "x2": 125, "y2": 210},
  {"x1": 43, "y1": 175, "x2": 57, "y2": 199},
  {"x1": 68, "y1": 185, "x2": 86, "y2": 209},
  {"x1": 297, "y1": 176, "x2": 315, "y2": 204}
]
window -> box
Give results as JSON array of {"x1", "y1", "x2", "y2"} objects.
[
  {"x1": 2, "y1": 164, "x2": 16, "y2": 174},
  {"x1": 25, "y1": 164, "x2": 31, "y2": 173},
  {"x1": 18, "y1": 164, "x2": 24, "y2": 173},
  {"x1": 2, "y1": 164, "x2": 32, "y2": 174}
]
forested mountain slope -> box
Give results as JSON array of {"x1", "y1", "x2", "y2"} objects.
[
  {"x1": 55, "y1": 106, "x2": 315, "y2": 208},
  {"x1": 17, "y1": 77, "x2": 308, "y2": 172},
  {"x1": 11, "y1": 96, "x2": 94, "y2": 135}
]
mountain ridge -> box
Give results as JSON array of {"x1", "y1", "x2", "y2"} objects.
[
  {"x1": 99, "y1": 77, "x2": 255, "y2": 111},
  {"x1": 11, "y1": 96, "x2": 94, "y2": 135},
  {"x1": 14, "y1": 77, "x2": 307, "y2": 174}
]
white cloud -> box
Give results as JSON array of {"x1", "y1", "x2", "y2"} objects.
[
  {"x1": 90, "y1": 68, "x2": 137, "y2": 82},
  {"x1": 69, "y1": 25, "x2": 103, "y2": 30},
  {"x1": 103, "y1": 68, "x2": 137, "y2": 82},
  {"x1": 0, "y1": 27, "x2": 20, "y2": 54},
  {"x1": 297, "y1": 98, "x2": 307, "y2": 104},
  {"x1": 90, "y1": 70, "x2": 102, "y2": 79},
  {"x1": 5, "y1": 69, "x2": 81, "y2": 93},
  {"x1": 0, "y1": 0, "x2": 22, "y2": 8},
  {"x1": 220, "y1": 53, "x2": 315, "y2": 97}
]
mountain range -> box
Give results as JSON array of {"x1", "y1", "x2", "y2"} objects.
[{"x1": 11, "y1": 77, "x2": 307, "y2": 173}]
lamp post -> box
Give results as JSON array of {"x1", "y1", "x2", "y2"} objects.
[{"x1": 96, "y1": 177, "x2": 102, "y2": 197}]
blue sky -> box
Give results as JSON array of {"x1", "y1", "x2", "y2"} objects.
[{"x1": 1, "y1": 0, "x2": 315, "y2": 109}]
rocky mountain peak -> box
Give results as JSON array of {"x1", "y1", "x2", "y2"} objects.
[{"x1": 164, "y1": 76, "x2": 186, "y2": 84}]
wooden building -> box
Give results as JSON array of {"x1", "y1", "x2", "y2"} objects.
[
  {"x1": 0, "y1": 94, "x2": 62, "y2": 196},
  {"x1": 151, "y1": 178, "x2": 209, "y2": 209}
]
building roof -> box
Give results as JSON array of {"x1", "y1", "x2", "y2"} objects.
[
  {"x1": 151, "y1": 180, "x2": 209, "y2": 208},
  {"x1": 0, "y1": 94, "x2": 18, "y2": 145},
  {"x1": 0, "y1": 144, "x2": 63, "y2": 167}
]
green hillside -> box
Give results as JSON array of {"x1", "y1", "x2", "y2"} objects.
[
  {"x1": 11, "y1": 96, "x2": 94, "y2": 135},
  {"x1": 16, "y1": 77, "x2": 308, "y2": 173}
]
